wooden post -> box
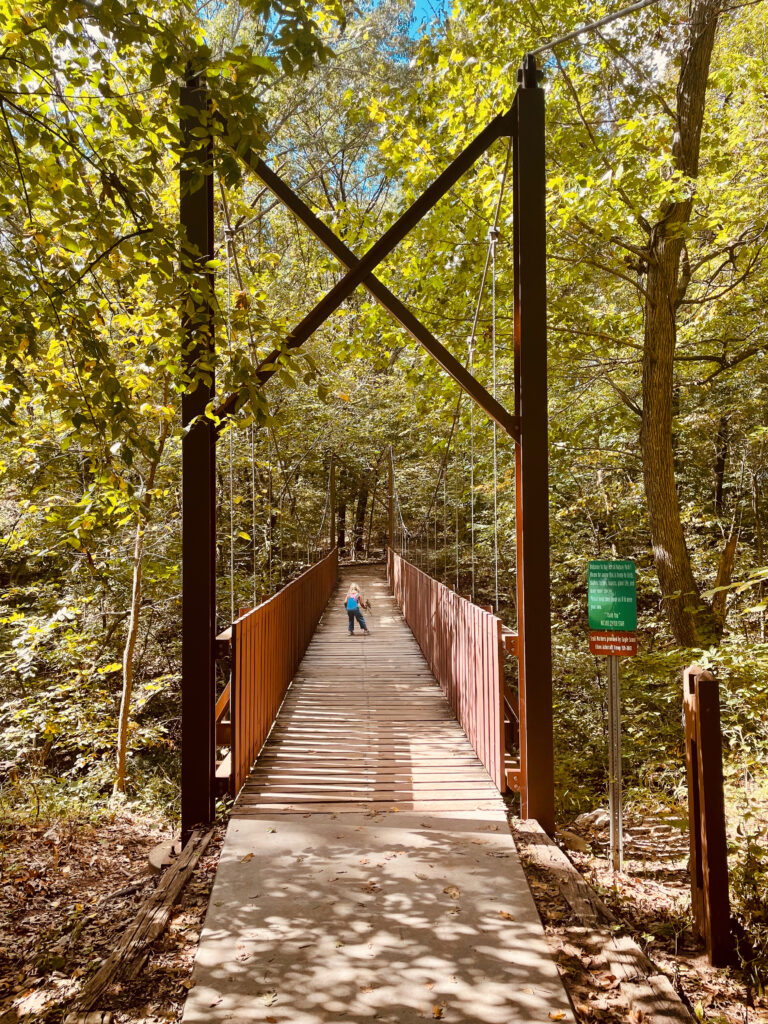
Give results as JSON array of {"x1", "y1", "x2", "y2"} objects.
[
  {"x1": 180, "y1": 69, "x2": 216, "y2": 841},
  {"x1": 388, "y1": 446, "x2": 395, "y2": 552},
  {"x1": 683, "y1": 665, "x2": 731, "y2": 965},
  {"x1": 329, "y1": 453, "x2": 336, "y2": 553},
  {"x1": 513, "y1": 55, "x2": 555, "y2": 836}
]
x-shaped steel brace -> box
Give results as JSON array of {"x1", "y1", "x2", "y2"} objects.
[{"x1": 215, "y1": 110, "x2": 519, "y2": 442}]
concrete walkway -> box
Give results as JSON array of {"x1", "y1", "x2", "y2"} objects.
[{"x1": 182, "y1": 567, "x2": 573, "y2": 1024}]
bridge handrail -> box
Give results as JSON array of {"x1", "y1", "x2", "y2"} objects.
[
  {"x1": 386, "y1": 547, "x2": 505, "y2": 792},
  {"x1": 226, "y1": 548, "x2": 339, "y2": 795}
]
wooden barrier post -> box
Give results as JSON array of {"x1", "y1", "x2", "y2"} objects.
[{"x1": 683, "y1": 665, "x2": 731, "y2": 966}]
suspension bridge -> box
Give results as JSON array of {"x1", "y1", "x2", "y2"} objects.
[
  {"x1": 182, "y1": 553, "x2": 572, "y2": 1023},
  {"x1": 177, "y1": 51, "x2": 562, "y2": 1024}
]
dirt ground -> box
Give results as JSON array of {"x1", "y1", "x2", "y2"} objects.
[
  {"x1": 514, "y1": 805, "x2": 768, "y2": 1024},
  {"x1": 0, "y1": 813, "x2": 224, "y2": 1023}
]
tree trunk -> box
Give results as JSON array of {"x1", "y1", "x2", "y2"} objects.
[
  {"x1": 713, "y1": 416, "x2": 729, "y2": 516},
  {"x1": 113, "y1": 395, "x2": 170, "y2": 795},
  {"x1": 337, "y1": 501, "x2": 346, "y2": 550},
  {"x1": 640, "y1": 0, "x2": 721, "y2": 646},
  {"x1": 353, "y1": 480, "x2": 369, "y2": 554},
  {"x1": 366, "y1": 472, "x2": 379, "y2": 557},
  {"x1": 752, "y1": 470, "x2": 764, "y2": 564},
  {"x1": 712, "y1": 528, "x2": 738, "y2": 636},
  {"x1": 750, "y1": 470, "x2": 764, "y2": 640},
  {"x1": 336, "y1": 467, "x2": 348, "y2": 551},
  {"x1": 114, "y1": 521, "x2": 144, "y2": 794}
]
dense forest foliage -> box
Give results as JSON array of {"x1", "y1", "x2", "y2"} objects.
[{"x1": 1, "y1": 0, "x2": 767, "y2": 982}]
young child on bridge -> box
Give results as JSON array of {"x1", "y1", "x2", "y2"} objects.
[{"x1": 344, "y1": 583, "x2": 370, "y2": 636}]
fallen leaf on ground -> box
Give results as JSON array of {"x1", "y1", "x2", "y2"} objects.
[
  {"x1": 240, "y1": 852, "x2": 254, "y2": 863},
  {"x1": 432, "y1": 1005, "x2": 444, "y2": 1019},
  {"x1": 261, "y1": 991, "x2": 277, "y2": 1006},
  {"x1": 498, "y1": 911, "x2": 515, "y2": 920},
  {"x1": 443, "y1": 885, "x2": 460, "y2": 899},
  {"x1": 549, "y1": 1012, "x2": 566, "y2": 1020}
]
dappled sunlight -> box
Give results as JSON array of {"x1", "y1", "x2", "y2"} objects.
[
  {"x1": 183, "y1": 811, "x2": 573, "y2": 1023},
  {"x1": 182, "y1": 566, "x2": 572, "y2": 1022}
]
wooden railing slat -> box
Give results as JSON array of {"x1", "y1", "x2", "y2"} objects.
[
  {"x1": 387, "y1": 548, "x2": 506, "y2": 793},
  {"x1": 224, "y1": 549, "x2": 338, "y2": 795}
]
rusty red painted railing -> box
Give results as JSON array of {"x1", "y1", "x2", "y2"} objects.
[
  {"x1": 219, "y1": 548, "x2": 338, "y2": 796},
  {"x1": 387, "y1": 548, "x2": 506, "y2": 792}
]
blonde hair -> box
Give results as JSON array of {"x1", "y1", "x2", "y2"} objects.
[{"x1": 348, "y1": 583, "x2": 359, "y2": 594}]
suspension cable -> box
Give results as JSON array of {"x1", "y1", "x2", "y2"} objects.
[
  {"x1": 455, "y1": 473, "x2": 459, "y2": 591},
  {"x1": 310, "y1": 464, "x2": 332, "y2": 555},
  {"x1": 464, "y1": 137, "x2": 512, "y2": 606},
  {"x1": 491, "y1": 225, "x2": 499, "y2": 613},
  {"x1": 251, "y1": 427, "x2": 258, "y2": 606},
  {"x1": 469, "y1": 360, "x2": 475, "y2": 601},
  {"x1": 527, "y1": 0, "x2": 663, "y2": 59},
  {"x1": 224, "y1": 225, "x2": 236, "y2": 624},
  {"x1": 389, "y1": 448, "x2": 415, "y2": 552},
  {"x1": 220, "y1": 184, "x2": 262, "y2": 611}
]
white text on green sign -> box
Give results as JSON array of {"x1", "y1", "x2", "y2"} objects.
[{"x1": 588, "y1": 560, "x2": 637, "y2": 632}]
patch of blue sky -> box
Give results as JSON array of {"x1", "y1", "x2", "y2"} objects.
[{"x1": 409, "y1": 0, "x2": 449, "y2": 32}]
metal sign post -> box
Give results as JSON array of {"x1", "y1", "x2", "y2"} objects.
[
  {"x1": 588, "y1": 559, "x2": 637, "y2": 873},
  {"x1": 607, "y1": 653, "x2": 622, "y2": 871}
]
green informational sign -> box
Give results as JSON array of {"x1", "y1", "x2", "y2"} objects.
[{"x1": 588, "y1": 560, "x2": 637, "y2": 632}]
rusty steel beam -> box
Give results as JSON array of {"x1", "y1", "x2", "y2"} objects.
[
  {"x1": 218, "y1": 153, "x2": 519, "y2": 441},
  {"x1": 180, "y1": 71, "x2": 217, "y2": 841},
  {"x1": 215, "y1": 111, "x2": 516, "y2": 430},
  {"x1": 513, "y1": 55, "x2": 555, "y2": 836}
]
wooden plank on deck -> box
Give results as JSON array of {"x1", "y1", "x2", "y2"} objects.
[
  {"x1": 182, "y1": 565, "x2": 574, "y2": 1024},
  {"x1": 232, "y1": 566, "x2": 498, "y2": 814}
]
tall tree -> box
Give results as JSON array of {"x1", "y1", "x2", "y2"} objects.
[{"x1": 641, "y1": 0, "x2": 723, "y2": 644}]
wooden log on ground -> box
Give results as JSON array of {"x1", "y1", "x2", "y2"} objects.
[
  {"x1": 513, "y1": 819, "x2": 694, "y2": 1024},
  {"x1": 513, "y1": 818, "x2": 615, "y2": 925},
  {"x1": 64, "y1": 1013, "x2": 113, "y2": 1024},
  {"x1": 75, "y1": 829, "x2": 213, "y2": 1012}
]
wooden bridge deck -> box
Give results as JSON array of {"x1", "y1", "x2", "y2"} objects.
[
  {"x1": 235, "y1": 566, "x2": 500, "y2": 815},
  {"x1": 182, "y1": 566, "x2": 573, "y2": 1024}
]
